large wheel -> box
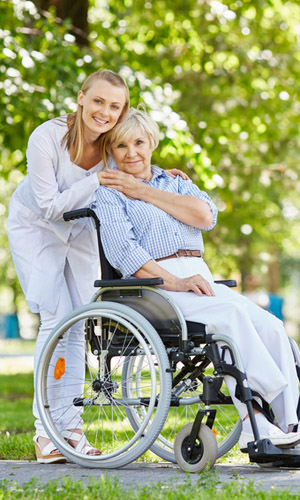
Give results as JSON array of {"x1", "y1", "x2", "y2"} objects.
[
  {"x1": 174, "y1": 422, "x2": 218, "y2": 473},
  {"x1": 35, "y1": 302, "x2": 172, "y2": 468},
  {"x1": 122, "y1": 354, "x2": 241, "y2": 462}
]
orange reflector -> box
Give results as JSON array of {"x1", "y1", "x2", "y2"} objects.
[
  {"x1": 54, "y1": 358, "x2": 65, "y2": 380},
  {"x1": 212, "y1": 428, "x2": 218, "y2": 436}
]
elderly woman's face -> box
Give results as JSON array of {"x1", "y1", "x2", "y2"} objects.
[{"x1": 110, "y1": 129, "x2": 152, "y2": 180}]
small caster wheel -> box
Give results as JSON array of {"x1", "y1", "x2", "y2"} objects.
[{"x1": 174, "y1": 422, "x2": 218, "y2": 473}]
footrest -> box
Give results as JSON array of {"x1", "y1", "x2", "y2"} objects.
[{"x1": 248, "y1": 438, "x2": 300, "y2": 467}]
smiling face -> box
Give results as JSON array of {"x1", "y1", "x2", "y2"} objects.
[
  {"x1": 78, "y1": 79, "x2": 127, "y2": 142},
  {"x1": 110, "y1": 129, "x2": 153, "y2": 180}
]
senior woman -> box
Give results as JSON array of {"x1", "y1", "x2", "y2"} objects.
[{"x1": 94, "y1": 108, "x2": 300, "y2": 450}]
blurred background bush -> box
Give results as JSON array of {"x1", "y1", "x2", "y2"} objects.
[{"x1": 1, "y1": 0, "x2": 300, "y2": 339}]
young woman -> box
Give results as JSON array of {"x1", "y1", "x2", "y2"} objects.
[
  {"x1": 7, "y1": 69, "x2": 129, "y2": 462},
  {"x1": 7, "y1": 70, "x2": 186, "y2": 463}
]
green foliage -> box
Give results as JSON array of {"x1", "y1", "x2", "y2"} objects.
[
  {"x1": 89, "y1": 0, "x2": 300, "y2": 283},
  {"x1": 1, "y1": 2, "x2": 86, "y2": 174},
  {"x1": 1, "y1": 0, "x2": 300, "y2": 311},
  {"x1": 1, "y1": 1, "x2": 92, "y2": 308}
]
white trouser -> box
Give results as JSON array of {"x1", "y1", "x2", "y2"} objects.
[
  {"x1": 33, "y1": 260, "x2": 88, "y2": 437},
  {"x1": 159, "y1": 257, "x2": 299, "y2": 432}
]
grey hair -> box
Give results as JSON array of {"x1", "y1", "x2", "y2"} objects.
[{"x1": 101, "y1": 108, "x2": 160, "y2": 164}]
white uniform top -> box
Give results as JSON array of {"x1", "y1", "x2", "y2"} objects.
[{"x1": 7, "y1": 116, "x2": 112, "y2": 314}]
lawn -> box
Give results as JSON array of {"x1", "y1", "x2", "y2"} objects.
[
  {"x1": 0, "y1": 338, "x2": 246, "y2": 464},
  {"x1": 0, "y1": 372, "x2": 35, "y2": 461},
  {"x1": 0, "y1": 475, "x2": 299, "y2": 500},
  {"x1": 0, "y1": 369, "x2": 245, "y2": 463},
  {"x1": 1, "y1": 341, "x2": 297, "y2": 499},
  {"x1": 0, "y1": 337, "x2": 247, "y2": 463},
  {"x1": 0, "y1": 372, "x2": 298, "y2": 499}
]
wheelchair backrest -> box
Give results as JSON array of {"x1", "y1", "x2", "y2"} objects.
[{"x1": 63, "y1": 208, "x2": 185, "y2": 337}]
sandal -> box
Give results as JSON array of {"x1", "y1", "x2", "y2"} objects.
[
  {"x1": 62, "y1": 430, "x2": 102, "y2": 456},
  {"x1": 33, "y1": 435, "x2": 67, "y2": 464}
]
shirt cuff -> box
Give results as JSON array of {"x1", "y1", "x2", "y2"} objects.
[
  {"x1": 117, "y1": 247, "x2": 153, "y2": 279},
  {"x1": 202, "y1": 198, "x2": 218, "y2": 231},
  {"x1": 84, "y1": 172, "x2": 100, "y2": 203}
]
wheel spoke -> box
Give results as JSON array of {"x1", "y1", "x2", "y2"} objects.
[{"x1": 35, "y1": 303, "x2": 171, "y2": 468}]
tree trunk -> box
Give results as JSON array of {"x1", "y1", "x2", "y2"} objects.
[
  {"x1": 33, "y1": 0, "x2": 89, "y2": 45},
  {"x1": 268, "y1": 258, "x2": 280, "y2": 294}
]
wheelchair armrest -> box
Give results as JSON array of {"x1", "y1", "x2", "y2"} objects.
[
  {"x1": 94, "y1": 277, "x2": 164, "y2": 288},
  {"x1": 214, "y1": 280, "x2": 237, "y2": 287},
  {"x1": 96, "y1": 278, "x2": 236, "y2": 288}
]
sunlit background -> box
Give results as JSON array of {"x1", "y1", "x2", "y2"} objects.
[{"x1": 1, "y1": 0, "x2": 300, "y2": 340}]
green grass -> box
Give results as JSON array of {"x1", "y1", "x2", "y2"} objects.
[
  {"x1": 0, "y1": 370, "x2": 148, "y2": 461},
  {"x1": 0, "y1": 372, "x2": 35, "y2": 460},
  {"x1": 0, "y1": 372, "x2": 34, "y2": 398},
  {"x1": 0, "y1": 368, "x2": 246, "y2": 463},
  {"x1": 0, "y1": 369, "x2": 297, "y2": 499},
  {"x1": 0, "y1": 334, "x2": 245, "y2": 463},
  {"x1": 0, "y1": 474, "x2": 299, "y2": 499},
  {"x1": 0, "y1": 370, "x2": 175, "y2": 463}
]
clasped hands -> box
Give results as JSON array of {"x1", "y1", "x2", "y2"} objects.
[
  {"x1": 97, "y1": 169, "x2": 140, "y2": 199},
  {"x1": 97, "y1": 168, "x2": 214, "y2": 298},
  {"x1": 97, "y1": 169, "x2": 189, "y2": 199}
]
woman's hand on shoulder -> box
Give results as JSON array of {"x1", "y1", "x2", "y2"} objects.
[
  {"x1": 97, "y1": 171, "x2": 104, "y2": 184},
  {"x1": 165, "y1": 169, "x2": 189, "y2": 180},
  {"x1": 174, "y1": 274, "x2": 215, "y2": 297},
  {"x1": 97, "y1": 169, "x2": 143, "y2": 199}
]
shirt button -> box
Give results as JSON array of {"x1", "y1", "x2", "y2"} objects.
[{"x1": 86, "y1": 172, "x2": 91, "y2": 177}]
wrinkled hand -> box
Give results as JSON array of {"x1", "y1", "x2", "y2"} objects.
[
  {"x1": 165, "y1": 169, "x2": 189, "y2": 180},
  {"x1": 98, "y1": 169, "x2": 142, "y2": 199},
  {"x1": 175, "y1": 274, "x2": 215, "y2": 297}
]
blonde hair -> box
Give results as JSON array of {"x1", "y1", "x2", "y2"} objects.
[
  {"x1": 101, "y1": 107, "x2": 160, "y2": 167},
  {"x1": 62, "y1": 69, "x2": 129, "y2": 165}
]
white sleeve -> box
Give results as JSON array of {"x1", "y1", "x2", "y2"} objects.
[{"x1": 26, "y1": 129, "x2": 99, "y2": 222}]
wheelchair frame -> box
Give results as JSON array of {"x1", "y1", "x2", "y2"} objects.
[{"x1": 34, "y1": 207, "x2": 300, "y2": 471}]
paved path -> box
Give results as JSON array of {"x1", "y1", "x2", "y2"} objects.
[{"x1": 2, "y1": 460, "x2": 300, "y2": 492}]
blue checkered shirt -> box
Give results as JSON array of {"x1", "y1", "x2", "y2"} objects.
[{"x1": 94, "y1": 165, "x2": 218, "y2": 278}]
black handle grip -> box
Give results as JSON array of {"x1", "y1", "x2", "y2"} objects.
[
  {"x1": 63, "y1": 208, "x2": 113, "y2": 277},
  {"x1": 63, "y1": 208, "x2": 99, "y2": 227},
  {"x1": 214, "y1": 280, "x2": 237, "y2": 288}
]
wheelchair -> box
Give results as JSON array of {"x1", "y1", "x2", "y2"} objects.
[{"x1": 35, "y1": 208, "x2": 300, "y2": 471}]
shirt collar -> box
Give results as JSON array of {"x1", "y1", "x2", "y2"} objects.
[{"x1": 150, "y1": 165, "x2": 166, "y2": 180}]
